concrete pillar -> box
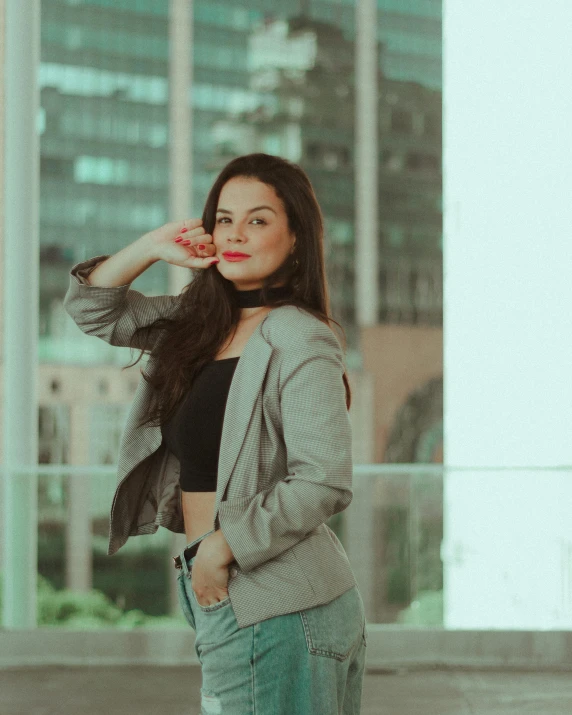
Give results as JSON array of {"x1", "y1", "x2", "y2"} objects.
[
  {"x1": 168, "y1": 0, "x2": 193, "y2": 298},
  {"x1": 0, "y1": 0, "x2": 5, "y2": 589},
  {"x1": 442, "y1": 0, "x2": 572, "y2": 628},
  {"x1": 1, "y1": 0, "x2": 41, "y2": 628},
  {"x1": 348, "y1": 0, "x2": 379, "y2": 623},
  {"x1": 167, "y1": 0, "x2": 194, "y2": 614},
  {"x1": 354, "y1": 0, "x2": 378, "y2": 326}
]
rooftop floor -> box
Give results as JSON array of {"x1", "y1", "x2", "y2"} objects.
[{"x1": 1, "y1": 665, "x2": 572, "y2": 714}]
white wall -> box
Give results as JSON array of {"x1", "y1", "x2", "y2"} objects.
[{"x1": 442, "y1": 0, "x2": 572, "y2": 627}]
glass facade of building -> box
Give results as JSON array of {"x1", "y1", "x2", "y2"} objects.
[{"x1": 40, "y1": 0, "x2": 442, "y2": 359}]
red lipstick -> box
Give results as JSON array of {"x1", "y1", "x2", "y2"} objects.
[{"x1": 223, "y1": 251, "x2": 250, "y2": 261}]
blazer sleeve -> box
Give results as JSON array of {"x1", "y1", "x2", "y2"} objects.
[
  {"x1": 217, "y1": 316, "x2": 353, "y2": 574},
  {"x1": 63, "y1": 254, "x2": 181, "y2": 349}
]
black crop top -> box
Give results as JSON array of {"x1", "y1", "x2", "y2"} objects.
[{"x1": 160, "y1": 357, "x2": 240, "y2": 492}]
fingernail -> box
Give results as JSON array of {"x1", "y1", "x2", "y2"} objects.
[
  {"x1": 198, "y1": 244, "x2": 205, "y2": 250},
  {"x1": 175, "y1": 237, "x2": 182, "y2": 242},
  {"x1": 180, "y1": 228, "x2": 188, "y2": 233}
]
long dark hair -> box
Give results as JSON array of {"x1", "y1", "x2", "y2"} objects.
[{"x1": 123, "y1": 153, "x2": 352, "y2": 429}]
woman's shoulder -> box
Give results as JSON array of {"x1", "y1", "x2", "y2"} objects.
[
  {"x1": 262, "y1": 304, "x2": 325, "y2": 333},
  {"x1": 261, "y1": 304, "x2": 342, "y2": 354}
]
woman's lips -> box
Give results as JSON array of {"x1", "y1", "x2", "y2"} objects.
[{"x1": 223, "y1": 254, "x2": 250, "y2": 261}]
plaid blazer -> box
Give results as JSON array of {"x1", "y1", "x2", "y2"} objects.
[{"x1": 63, "y1": 255, "x2": 357, "y2": 628}]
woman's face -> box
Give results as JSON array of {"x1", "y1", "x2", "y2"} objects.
[{"x1": 212, "y1": 176, "x2": 296, "y2": 291}]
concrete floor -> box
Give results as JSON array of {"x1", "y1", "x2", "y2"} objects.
[{"x1": 1, "y1": 665, "x2": 572, "y2": 714}]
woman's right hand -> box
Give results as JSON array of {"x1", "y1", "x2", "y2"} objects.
[{"x1": 143, "y1": 218, "x2": 219, "y2": 269}]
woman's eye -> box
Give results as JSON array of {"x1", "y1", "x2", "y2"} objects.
[{"x1": 215, "y1": 217, "x2": 266, "y2": 225}]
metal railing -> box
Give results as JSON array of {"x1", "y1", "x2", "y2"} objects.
[{"x1": 2, "y1": 463, "x2": 572, "y2": 631}]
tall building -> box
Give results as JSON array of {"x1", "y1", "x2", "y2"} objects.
[{"x1": 210, "y1": 14, "x2": 442, "y2": 336}]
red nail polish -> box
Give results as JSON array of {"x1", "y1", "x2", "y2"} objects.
[
  {"x1": 198, "y1": 244, "x2": 205, "y2": 250},
  {"x1": 181, "y1": 228, "x2": 188, "y2": 233}
]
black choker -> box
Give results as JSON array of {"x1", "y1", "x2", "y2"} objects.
[{"x1": 235, "y1": 285, "x2": 292, "y2": 308}]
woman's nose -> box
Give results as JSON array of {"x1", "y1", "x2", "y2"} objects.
[{"x1": 229, "y1": 227, "x2": 247, "y2": 241}]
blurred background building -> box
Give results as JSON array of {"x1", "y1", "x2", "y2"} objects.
[{"x1": 1, "y1": 0, "x2": 443, "y2": 628}]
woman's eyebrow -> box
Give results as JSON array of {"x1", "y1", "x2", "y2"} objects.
[{"x1": 216, "y1": 205, "x2": 276, "y2": 215}]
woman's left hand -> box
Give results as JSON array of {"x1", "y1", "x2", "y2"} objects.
[
  {"x1": 191, "y1": 558, "x2": 230, "y2": 606},
  {"x1": 191, "y1": 530, "x2": 234, "y2": 607}
]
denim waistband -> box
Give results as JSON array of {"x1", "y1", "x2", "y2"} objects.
[{"x1": 176, "y1": 528, "x2": 216, "y2": 578}]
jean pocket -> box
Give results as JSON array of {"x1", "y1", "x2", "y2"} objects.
[
  {"x1": 176, "y1": 571, "x2": 196, "y2": 630},
  {"x1": 191, "y1": 588, "x2": 232, "y2": 613},
  {"x1": 299, "y1": 585, "x2": 363, "y2": 662}
]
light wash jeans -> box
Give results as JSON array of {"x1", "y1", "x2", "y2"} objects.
[{"x1": 176, "y1": 529, "x2": 367, "y2": 714}]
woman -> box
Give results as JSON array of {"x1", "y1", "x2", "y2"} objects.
[{"x1": 64, "y1": 153, "x2": 367, "y2": 714}]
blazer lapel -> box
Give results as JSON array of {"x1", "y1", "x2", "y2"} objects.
[{"x1": 215, "y1": 322, "x2": 272, "y2": 506}]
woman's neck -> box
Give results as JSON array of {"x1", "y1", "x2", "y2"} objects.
[
  {"x1": 234, "y1": 283, "x2": 291, "y2": 323},
  {"x1": 239, "y1": 305, "x2": 272, "y2": 323}
]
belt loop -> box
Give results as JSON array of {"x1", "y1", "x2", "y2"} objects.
[{"x1": 181, "y1": 551, "x2": 191, "y2": 579}]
